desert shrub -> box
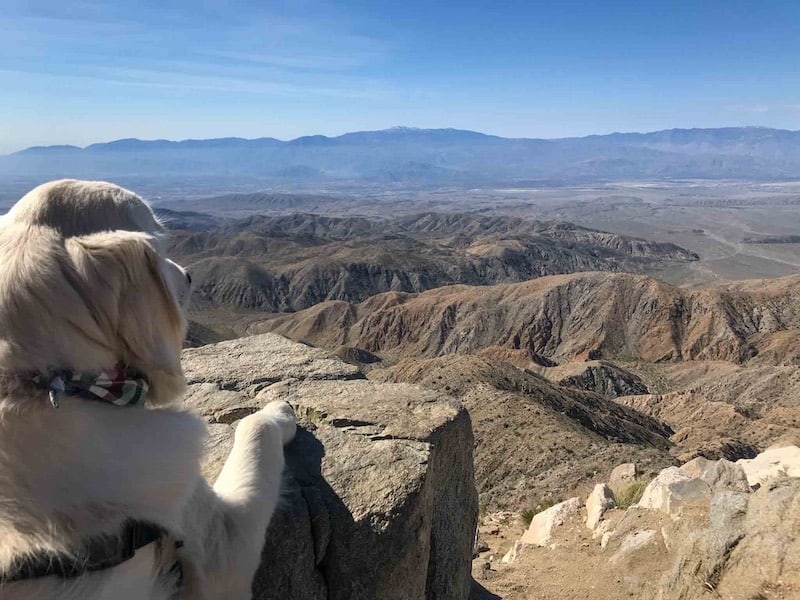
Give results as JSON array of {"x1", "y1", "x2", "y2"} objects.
[
  {"x1": 614, "y1": 480, "x2": 648, "y2": 509},
  {"x1": 520, "y1": 498, "x2": 558, "y2": 526},
  {"x1": 520, "y1": 508, "x2": 536, "y2": 527}
]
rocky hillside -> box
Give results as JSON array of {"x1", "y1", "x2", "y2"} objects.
[
  {"x1": 167, "y1": 214, "x2": 800, "y2": 599},
  {"x1": 247, "y1": 271, "x2": 800, "y2": 365},
  {"x1": 239, "y1": 270, "x2": 800, "y2": 518},
  {"x1": 614, "y1": 360, "x2": 800, "y2": 457},
  {"x1": 369, "y1": 352, "x2": 800, "y2": 511},
  {"x1": 479, "y1": 450, "x2": 800, "y2": 599},
  {"x1": 369, "y1": 355, "x2": 674, "y2": 510},
  {"x1": 181, "y1": 334, "x2": 478, "y2": 599},
  {"x1": 167, "y1": 213, "x2": 698, "y2": 312},
  {"x1": 531, "y1": 360, "x2": 650, "y2": 398}
]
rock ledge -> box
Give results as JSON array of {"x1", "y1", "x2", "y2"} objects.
[{"x1": 183, "y1": 333, "x2": 479, "y2": 600}]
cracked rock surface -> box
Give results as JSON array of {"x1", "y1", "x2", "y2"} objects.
[
  {"x1": 182, "y1": 333, "x2": 479, "y2": 600},
  {"x1": 658, "y1": 478, "x2": 800, "y2": 598}
]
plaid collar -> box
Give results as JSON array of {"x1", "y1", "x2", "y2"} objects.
[{"x1": 32, "y1": 366, "x2": 149, "y2": 408}]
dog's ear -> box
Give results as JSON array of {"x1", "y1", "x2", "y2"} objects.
[
  {"x1": 0, "y1": 224, "x2": 118, "y2": 376},
  {"x1": 67, "y1": 231, "x2": 187, "y2": 405}
]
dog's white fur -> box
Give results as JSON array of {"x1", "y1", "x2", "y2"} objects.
[{"x1": 0, "y1": 180, "x2": 296, "y2": 599}]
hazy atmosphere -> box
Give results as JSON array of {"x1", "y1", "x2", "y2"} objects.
[
  {"x1": 2, "y1": 2, "x2": 800, "y2": 600},
  {"x1": 3, "y1": 0, "x2": 800, "y2": 152}
]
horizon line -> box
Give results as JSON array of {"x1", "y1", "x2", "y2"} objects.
[{"x1": 6, "y1": 124, "x2": 799, "y2": 156}]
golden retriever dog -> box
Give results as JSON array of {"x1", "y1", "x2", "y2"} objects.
[{"x1": 0, "y1": 180, "x2": 296, "y2": 599}]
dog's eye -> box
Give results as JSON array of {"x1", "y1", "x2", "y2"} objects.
[{"x1": 185, "y1": 272, "x2": 192, "y2": 285}]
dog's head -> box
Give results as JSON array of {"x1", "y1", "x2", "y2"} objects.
[
  {"x1": 0, "y1": 181, "x2": 191, "y2": 405},
  {"x1": 4, "y1": 179, "x2": 165, "y2": 240}
]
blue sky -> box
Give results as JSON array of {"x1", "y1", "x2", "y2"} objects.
[{"x1": 1, "y1": 0, "x2": 799, "y2": 153}]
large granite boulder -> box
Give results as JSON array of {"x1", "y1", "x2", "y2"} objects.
[
  {"x1": 637, "y1": 466, "x2": 711, "y2": 514},
  {"x1": 679, "y1": 456, "x2": 750, "y2": 493},
  {"x1": 657, "y1": 479, "x2": 800, "y2": 598},
  {"x1": 736, "y1": 445, "x2": 800, "y2": 487},
  {"x1": 182, "y1": 334, "x2": 479, "y2": 600}
]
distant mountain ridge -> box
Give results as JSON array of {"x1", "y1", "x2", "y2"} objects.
[
  {"x1": 4, "y1": 126, "x2": 800, "y2": 184},
  {"x1": 247, "y1": 271, "x2": 800, "y2": 366}
]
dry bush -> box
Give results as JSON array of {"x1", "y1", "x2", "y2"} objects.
[
  {"x1": 614, "y1": 480, "x2": 648, "y2": 509},
  {"x1": 520, "y1": 498, "x2": 558, "y2": 526}
]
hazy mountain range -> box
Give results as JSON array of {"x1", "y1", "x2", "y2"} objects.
[{"x1": 4, "y1": 126, "x2": 800, "y2": 186}]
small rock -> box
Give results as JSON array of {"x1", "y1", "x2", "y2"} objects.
[
  {"x1": 660, "y1": 525, "x2": 674, "y2": 552},
  {"x1": 475, "y1": 560, "x2": 492, "y2": 581},
  {"x1": 610, "y1": 463, "x2": 639, "y2": 491},
  {"x1": 520, "y1": 497, "x2": 583, "y2": 547},
  {"x1": 502, "y1": 540, "x2": 534, "y2": 564},
  {"x1": 637, "y1": 467, "x2": 711, "y2": 514},
  {"x1": 601, "y1": 531, "x2": 614, "y2": 549},
  {"x1": 474, "y1": 538, "x2": 490, "y2": 555},
  {"x1": 593, "y1": 518, "x2": 614, "y2": 541},
  {"x1": 609, "y1": 530, "x2": 658, "y2": 564},
  {"x1": 586, "y1": 483, "x2": 616, "y2": 530}
]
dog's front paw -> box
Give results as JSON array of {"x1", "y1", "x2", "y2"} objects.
[{"x1": 259, "y1": 401, "x2": 297, "y2": 446}]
